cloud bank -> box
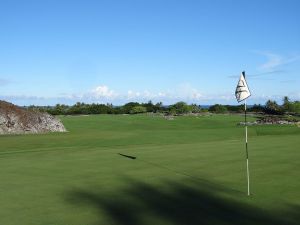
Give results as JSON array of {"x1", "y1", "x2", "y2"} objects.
[
  {"x1": 2, "y1": 83, "x2": 299, "y2": 106},
  {"x1": 1, "y1": 83, "x2": 233, "y2": 106}
]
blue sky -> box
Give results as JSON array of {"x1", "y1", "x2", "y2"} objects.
[{"x1": 0, "y1": 0, "x2": 299, "y2": 105}]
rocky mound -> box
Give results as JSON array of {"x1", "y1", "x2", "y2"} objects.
[{"x1": 0, "y1": 100, "x2": 66, "y2": 135}]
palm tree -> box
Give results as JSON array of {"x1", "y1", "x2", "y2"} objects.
[{"x1": 282, "y1": 96, "x2": 290, "y2": 112}]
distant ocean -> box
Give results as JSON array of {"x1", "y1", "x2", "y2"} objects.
[{"x1": 200, "y1": 105, "x2": 211, "y2": 109}]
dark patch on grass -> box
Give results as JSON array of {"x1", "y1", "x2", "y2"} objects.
[
  {"x1": 66, "y1": 179, "x2": 299, "y2": 225},
  {"x1": 118, "y1": 153, "x2": 136, "y2": 160}
]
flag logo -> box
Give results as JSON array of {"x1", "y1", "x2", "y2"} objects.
[{"x1": 235, "y1": 71, "x2": 251, "y2": 102}]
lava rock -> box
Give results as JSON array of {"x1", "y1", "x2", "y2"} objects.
[{"x1": 0, "y1": 100, "x2": 66, "y2": 135}]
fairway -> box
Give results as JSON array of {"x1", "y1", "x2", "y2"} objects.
[{"x1": 0, "y1": 114, "x2": 299, "y2": 225}]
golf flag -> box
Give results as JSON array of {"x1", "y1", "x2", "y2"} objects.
[
  {"x1": 235, "y1": 71, "x2": 251, "y2": 102},
  {"x1": 235, "y1": 71, "x2": 251, "y2": 196}
]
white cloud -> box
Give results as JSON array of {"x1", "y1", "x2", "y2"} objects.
[
  {"x1": 2, "y1": 91, "x2": 300, "y2": 106},
  {"x1": 260, "y1": 52, "x2": 283, "y2": 71},
  {"x1": 255, "y1": 51, "x2": 300, "y2": 72},
  {"x1": 3, "y1": 83, "x2": 299, "y2": 106},
  {"x1": 176, "y1": 83, "x2": 203, "y2": 100},
  {"x1": 121, "y1": 83, "x2": 204, "y2": 103},
  {"x1": 127, "y1": 90, "x2": 141, "y2": 99},
  {"x1": 158, "y1": 92, "x2": 166, "y2": 97},
  {"x1": 90, "y1": 85, "x2": 118, "y2": 99},
  {"x1": 56, "y1": 85, "x2": 119, "y2": 102},
  {"x1": 126, "y1": 90, "x2": 158, "y2": 101}
]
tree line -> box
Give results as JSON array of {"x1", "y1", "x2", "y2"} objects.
[
  {"x1": 28, "y1": 101, "x2": 200, "y2": 115},
  {"x1": 27, "y1": 96, "x2": 300, "y2": 115},
  {"x1": 207, "y1": 97, "x2": 300, "y2": 115}
]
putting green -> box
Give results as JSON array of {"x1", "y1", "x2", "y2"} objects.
[{"x1": 0, "y1": 114, "x2": 299, "y2": 225}]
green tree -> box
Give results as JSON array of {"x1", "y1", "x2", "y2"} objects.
[
  {"x1": 250, "y1": 104, "x2": 264, "y2": 113},
  {"x1": 122, "y1": 102, "x2": 140, "y2": 114},
  {"x1": 50, "y1": 104, "x2": 69, "y2": 115},
  {"x1": 129, "y1": 106, "x2": 147, "y2": 114},
  {"x1": 142, "y1": 101, "x2": 156, "y2": 112},
  {"x1": 189, "y1": 104, "x2": 201, "y2": 113},
  {"x1": 264, "y1": 100, "x2": 282, "y2": 115},
  {"x1": 209, "y1": 104, "x2": 228, "y2": 113},
  {"x1": 289, "y1": 101, "x2": 300, "y2": 114},
  {"x1": 282, "y1": 96, "x2": 291, "y2": 112},
  {"x1": 170, "y1": 102, "x2": 190, "y2": 115},
  {"x1": 153, "y1": 102, "x2": 163, "y2": 113}
]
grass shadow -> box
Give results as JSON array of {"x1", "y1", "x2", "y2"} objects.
[
  {"x1": 118, "y1": 153, "x2": 137, "y2": 160},
  {"x1": 66, "y1": 179, "x2": 299, "y2": 225}
]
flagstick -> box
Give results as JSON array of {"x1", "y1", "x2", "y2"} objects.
[{"x1": 244, "y1": 100, "x2": 250, "y2": 196}]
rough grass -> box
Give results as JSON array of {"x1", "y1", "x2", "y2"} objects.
[{"x1": 0, "y1": 114, "x2": 299, "y2": 225}]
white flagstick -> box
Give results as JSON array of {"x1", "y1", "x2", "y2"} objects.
[
  {"x1": 245, "y1": 100, "x2": 250, "y2": 196},
  {"x1": 235, "y1": 71, "x2": 251, "y2": 196}
]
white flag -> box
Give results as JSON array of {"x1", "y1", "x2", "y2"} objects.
[{"x1": 235, "y1": 71, "x2": 251, "y2": 102}]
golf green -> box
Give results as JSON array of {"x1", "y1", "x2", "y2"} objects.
[{"x1": 0, "y1": 114, "x2": 299, "y2": 225}]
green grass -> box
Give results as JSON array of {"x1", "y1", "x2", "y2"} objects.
[{"x1": 0, "y1": 114, "x2": 299, "y2": 225}]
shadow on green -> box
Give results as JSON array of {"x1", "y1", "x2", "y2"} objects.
[{"x1": 66, "y1": 179, "x2": 299, "y2": 225}]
